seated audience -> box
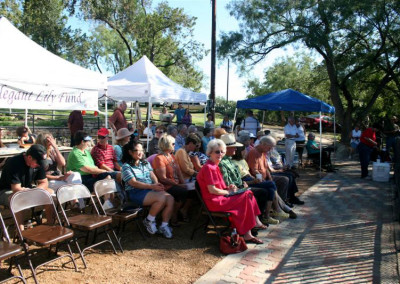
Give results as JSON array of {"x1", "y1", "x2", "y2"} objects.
[
  {"x1": 152, "y1": 134, "x2": 189, "y2": 226},
  {"x1": 181, "y1": 108, "x2": 192, "y2": 126},
  {"x1": 202, "y1": 127, "x2": 214, "y2": 153},
  {"x1": 0, "y1": 144, "x2": 54, "y2": 229},
  {"x1": 213, "y1": 127, "x2": 227, "y2": 139},
  {"x1": 121, "y1": 141, "x2": 174, "y2": 238},
  {"x1": 175, "y1": 134, "x2": 201, "y2": 182},
  {"x1": 16, "y1": 126, "x2": 35, "y2": 146},
  {"x1": 220, "y1": 115, "x2": 233, "y2": 132},
  {"x1": 91, "y1": 128, "x2": 121, "y2": 173},
  {"x1": 187, "y1": 125, "x2": 198, "y2": 135},
  {"x1": 35, "y1": 132, "x2": 82, "y2": 191},
  {"x1": 306, "y1": 132, "x2": 333, "y2": 171},
  {"x1": 204, "y1": 114, "x2": 214, "y2": 129},
  {"x1": 67, "y1": 131, "x2": 117, "y2": 192},
  {"x1": 167, "y1": 125, "x2": 178, "y2": 138},
  {"x1": 188, "y1": 136, "x2": 209, "y2": 171},
  {"x1": 247, "y1": 136, "x2": 297, "y2": 220},
  {"x1": 174, "y1": 124, "x2": 188, "y2": 151},
  {"x1": 143, "y1": 121, "x2": 155, "y2": 139},
  {"x1": 0, "y1": 127, "x2": 5, "y2": 148},
  {"x1": 237, "y1": 134, "x2": 253, "y2": 157},
  {"x1": 148, "y1": 125, "x2": 167, "y2": 156},
  {"x1": 114, "y1": 128, "x2": 133, "y2": 167},
  {"x1": 197, "y1": 139, "x2": 264, "y2": 244},
  {"x1": 219, "y1": 134, "x2": 275, "y2": 226}
]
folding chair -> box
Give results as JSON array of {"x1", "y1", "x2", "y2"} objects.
[
  {"x1": 56, "y1": 184, "x2": 119, "y2": 268},
  {"x1": 9, "y1": 189, "x2": 78, "y2": 284},
  {"x1": 190, "y1": 182, "x2": 231, "y2": 240},
  {"x1": 93, "y1": 178, "x2": 145, "y2": 244},
  {"x1": 0, "y1": 212, "x2": 26, "y2": 283}
]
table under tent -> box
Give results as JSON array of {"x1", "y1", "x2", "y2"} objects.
[
  {"x1": 106, "y1": 55, "x2": 208, "y2": 148},
  {"x1": 235, "y1": 89, "x2": 336, "y2": 171},
  {"x1": 0, "y1": 17, "x2": 106, "y2": 125}
]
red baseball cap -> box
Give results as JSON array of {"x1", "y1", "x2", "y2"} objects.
[{"x1": 97, "y1": 128, "x2": 109, "y2": 137}]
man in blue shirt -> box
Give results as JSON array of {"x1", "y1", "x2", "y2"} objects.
[{"x1": 172, "y1": 103, "x2": 186, "y2": 124}]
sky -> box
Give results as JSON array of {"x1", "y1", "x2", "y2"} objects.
[
  {"x1": 70, "y1": 0, "x2": 293, "y2": 102},
  {"x1": 151, "y1": 0, "x2": 292, "y2": 101}
]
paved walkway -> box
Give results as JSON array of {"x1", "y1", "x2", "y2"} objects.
[{"x1": 196, "y1": 161, "x2": 399, "y2": 283}]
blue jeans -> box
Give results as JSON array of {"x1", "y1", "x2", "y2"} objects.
[{"x1": 358, "y1": 143, "x2": 373, "y2": 178}]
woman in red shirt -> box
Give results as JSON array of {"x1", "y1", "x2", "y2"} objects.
[{"x1": 358, "y1": 123, "x2": 379, "y2": 178}]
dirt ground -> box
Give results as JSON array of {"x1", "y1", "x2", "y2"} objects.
[{"x1": 0, "y1": 165, "x2": 326, "y2": 284}]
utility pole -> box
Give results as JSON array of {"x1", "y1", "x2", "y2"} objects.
[
  {"x1": 210, "y1": 0, "x2": 216, "y2": 122},
  {"x1": 226, "y1": 59, "x2": 230, "y2": 103}
]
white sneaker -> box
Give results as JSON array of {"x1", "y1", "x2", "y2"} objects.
[
  {"x1": 102, "y1": 199, "x2": 114, "y2": 210},
  {"x1": 143, "y1": 218, "x2": 157, "y2": 235},
  {"x1": 158, "y1": 225, "x2": 173, "y2": 239}
]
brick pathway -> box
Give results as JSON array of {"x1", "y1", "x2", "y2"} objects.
[{"x1": 196, "y1": 162, "x2": 399, "y2": 283}]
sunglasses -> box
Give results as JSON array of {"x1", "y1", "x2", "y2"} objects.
[
  {"x1": 214, "y1": 150, "x2": 225, "y2": 155},
  {"x1": 98, "y1": 136, "x2": 108, "y2": 139}
]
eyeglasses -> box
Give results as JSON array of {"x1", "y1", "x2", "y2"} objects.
[
  {"x1": 214, "y1": 150, "x2": 225, "y2": 155},
  {"x1": 156, "y1": 131, "x2": 164, "y2": 134},
  {"x1": 98, "y1": 136, "x2": 108, "y2": 139}
]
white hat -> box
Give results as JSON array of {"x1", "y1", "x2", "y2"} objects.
[{"x1": 220, "y1": 134, "x2": 243, "y2": 147}]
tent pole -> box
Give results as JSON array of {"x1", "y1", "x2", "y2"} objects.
[
  {"x1": 204, "y1": 104, "x2": 207, "y2": 128},
  {"x1": 233, "y1": 108, "x2": 237, "y2": 128},
  {"x1": 262, "y1": 111, "x2": 265, "y2": 130},
  {"x1": 147, "y1": 89, "x2": 151, "y2": 151},
  {"x1": 105, "y1": 92, "x2": 108, "y2": 129},
  {"x1": 319, "y1": 111, "x2": 322, "y2": 175},
  {"x1": 25, "y1": 109, "x2": 28, "y2": 127}
]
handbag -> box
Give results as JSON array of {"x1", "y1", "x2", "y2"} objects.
[{"x1": 219, "y1": 231, "x2": 248, "y2": 255}]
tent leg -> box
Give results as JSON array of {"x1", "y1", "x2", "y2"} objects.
[
  {"x1": 147, "y1": 89, "x2": 152, "y2": 151},
  {"x1": 105, "y1": 93, "x2": 108, "y2": 128},
  {"x1": 25, "y1": 109, "x2": 28, "y2": 127}
]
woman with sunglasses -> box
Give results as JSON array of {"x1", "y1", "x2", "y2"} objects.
[
  {"x1": 121, "y1": 141, "x2": 174, "y2": 238},
  {"x1": 148, "y1": 125, "x2": 167, "y2": 156},
  {"x1": 196, "y1": 139, "x2": 264, "y2": 244},
  {"x1": 152, "y1": 134, "x2": 188, "y2": 226}
]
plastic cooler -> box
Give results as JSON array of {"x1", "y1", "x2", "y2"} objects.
[{"x1": 372, "y1": 162, "x2": 391, "y2": 182}]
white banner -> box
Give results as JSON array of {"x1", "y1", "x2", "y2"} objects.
[{"x1": 0, "y1": 84, "x2": 98, "y2": 110}]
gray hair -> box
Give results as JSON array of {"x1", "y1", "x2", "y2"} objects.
[
  {"x1": 259, "y1": 135, "x2": 276, "y2": 146},
  {"x1": 158, "y1": 134, "x2": 175, "y2": 152},
  {"x1": 177, "y1": 124, "x2": 187, "y2": 133},
  {"x1": 188, "y1": 125, "x2": 197, "y2": 134},
  {"x1": 117, "y1": 101, "x2": 127, "y2": 108},
  {"x1": 167, "y1": 125, "x2": 177, "y2": 135},
  {"x1": 206, "y1": 139, "x2": 226, "y2": 156},
  {"x1": 237, "y1": 135, "x2": 250, "y2": 144}
]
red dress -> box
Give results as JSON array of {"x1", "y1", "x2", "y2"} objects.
[{"x1": 197, "y1": 160, "x2": 260, "y2": 235}]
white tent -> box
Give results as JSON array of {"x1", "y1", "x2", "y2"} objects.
[
  {"x1": 107, "y1": 55, "x2": 207, "y2": 103},
  {"x1": 0, "y1": 17, "x2": 106, "y2": 111}
]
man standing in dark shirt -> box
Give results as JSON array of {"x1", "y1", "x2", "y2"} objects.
[
  {"x1": 0, "y1": 144, "x2": 53, "y2": 229},
  {"x1": 68, "y1": 110, "x2": 84, "y2": 147},
  {"x1": 109, "y1": 101, "x2": 128, "y2": 135}
]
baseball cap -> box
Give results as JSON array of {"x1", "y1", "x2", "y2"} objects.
[
  {"x1": 97, "y1": 128, "x2": 109, "y2": 137},
  {"x1": 26, "y1": 144, "x2": 48, "y2": 168}
]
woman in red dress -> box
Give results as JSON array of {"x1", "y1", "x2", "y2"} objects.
[{"x1": 197, "y1": 139, "x2": 264, "y2": 244}]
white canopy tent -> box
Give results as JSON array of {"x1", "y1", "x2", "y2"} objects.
[
  {"x1": 0, "y1": 17, "x2": 106, "y2": 117},
  {"x1": 107, "y1": 55, "x2": 208, "y2": 147}
]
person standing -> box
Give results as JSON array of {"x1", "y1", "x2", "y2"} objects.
[
  {"x1": 109, "y1": 101, "x2": 128, "y2": 135},
  {"x1": 171, "y1": 103, "x2": 186, "y2": 125},
  {"x1": 349, "y1": 125, "x2": 362, "y2": 159},
  {"x1": 295, "y1": 118, "x2": 306, "y2": 165},
  {"x1": 220, "y1": 115, "x2": 233, "y2": 132},
  {"x1": 284, "y1": 117, "x2": 298, "y2": 168},
  {"x1": 240, "y1": 110, "x2": 260, "y2": 136},
  {"x1": 68, "y1": 110, "x2": 84, "y2": 147},
  {"x1": 358, "y1": 123, "x2": 379, "y2": 179}
]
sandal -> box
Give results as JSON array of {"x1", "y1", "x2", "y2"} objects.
[
  {"x1": 244, "y1": 237, "x2": 264, "y2": 244},
  {"x1": 254, "y1": 224, "x2": 268, "y2": 230}
]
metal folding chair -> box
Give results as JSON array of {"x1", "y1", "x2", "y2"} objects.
[
  {"x1": 0, "y1": 211, "x2": 26, "y2": 283},
  {"x1": 190, "y1": 182, "x2": 231, "y2": 240},
  {"x1": 56, "y1": 184, "x2": 119, "y2": 269},
  {"x1": 9, "y1": 189, "x2": 78, "y2": 284}
]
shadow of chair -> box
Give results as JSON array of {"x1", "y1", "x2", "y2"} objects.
[
  {"x1": 0, "y1": 211, "x2": 26, "y2": 283},
  {"x1": 9, "y1": 189, "x2": 78, "y2": 284},
  {"x1": 56, "y1": 184, "x2": 120, "y2": 269},
  {"x1": 190, "y1": 182, "x2": 231, "y2": 240},
  {"x1": 93, "y1": 178, "x2": 145, "y2": 245}
]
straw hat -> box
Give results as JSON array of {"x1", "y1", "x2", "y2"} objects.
[
  {"x1": 220, "y1": 133, "x2": 243, "y2": 147},
  {"x1": 116, "y1": 128, "x2": 133, "y2": 140}
]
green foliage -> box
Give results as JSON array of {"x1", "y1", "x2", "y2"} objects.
[{"x1": 219, "y1": 0, "x2": 400, "y2": 143}]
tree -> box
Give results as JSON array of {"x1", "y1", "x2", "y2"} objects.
[
  {"x1": 70, "y1": 0, "x2": 207, "y2": 91},
  {"x1": 219, "y1": 0, "x2": 400, "y2": 143}
]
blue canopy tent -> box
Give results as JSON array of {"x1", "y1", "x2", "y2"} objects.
[{"x1": 235, "y1": 89, "x2": 336, "y2": 171}]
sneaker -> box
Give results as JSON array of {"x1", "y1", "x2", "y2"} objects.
[
  {"x1": 143, "y1": 218, "x2": 157, "y2": 235},
  {"x1": 288, "y1": 210, "x2": 297, "y2": 219},
  {"x1": 158, "y1": 225, "x2": 173, "y2": 239},
  {"x1": 266, "y1": 217, "x2": 280, "y2": 225},
  {"x1": 270, "y1": 211, "x2": 289, "y2": 219}
]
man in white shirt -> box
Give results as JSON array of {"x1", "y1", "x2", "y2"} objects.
[
  {"x1": 240, "y1": 110, "x2": 260, "y2": 136},
  {"x1": 284, "y1": 117, "x2": 298, "y2": 168}
]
